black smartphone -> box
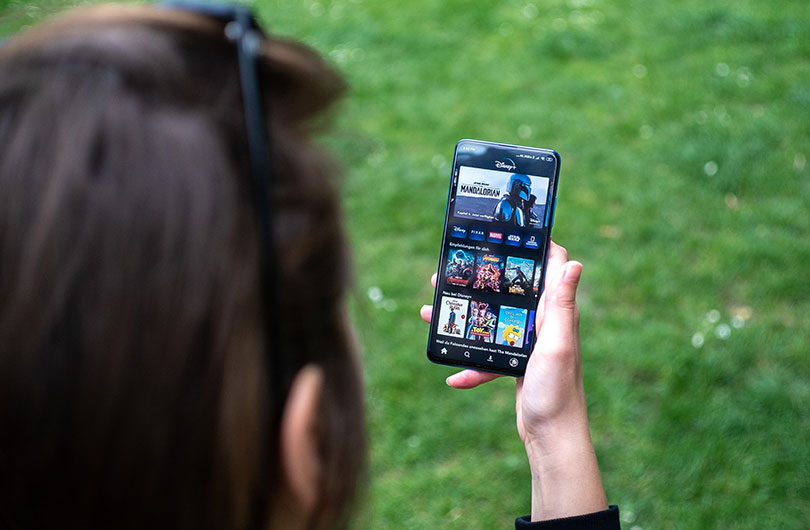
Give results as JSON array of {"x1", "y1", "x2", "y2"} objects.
[{"x1": 426, "y1": 139, "x2": 561, "y2": 377}]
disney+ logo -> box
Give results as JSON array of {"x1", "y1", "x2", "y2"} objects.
[{"x1": 494, "y1": 158, "x2": 516, "y2": 171}]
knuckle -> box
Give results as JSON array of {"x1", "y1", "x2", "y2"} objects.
[{"x1": 550, "y1": 290, "x2": 576, "y2": 311}]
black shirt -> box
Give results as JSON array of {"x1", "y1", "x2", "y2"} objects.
[{"x1": 515, "y1": 506, "x2": 621, "y2": 529}]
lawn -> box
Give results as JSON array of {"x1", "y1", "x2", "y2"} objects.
[{"x1": 2, "y1": 0, "x2": 809, "y2": 528}]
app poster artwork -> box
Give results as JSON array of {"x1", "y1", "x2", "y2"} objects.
[
  {"x1": 445, "y1": 248, "x2": 475, "y2": 287},
  {"x1": 453, "y1": 166, "x2": 550, "y2": 229},
  {"x1": 504, "y1": 256, "x2": 535, "y2": 296},
  {"x1": 525, "y1": 310, "x2": 536, "y2": 347},
  {"x1": 466, "y1": 300, "x2": 497, "y2": 343},
  {"x1": 533, "y1": 263, "x2": 544, "y2": 294},
  {"x1": 437, "y1": 296, "x2": 469, "y2": 338},
  {"x1": 472, "y1": 253, "x2": 504, "y2": 293},
  {"x1": 496, "y1": 306, "x2": 528, "y2": 347}
]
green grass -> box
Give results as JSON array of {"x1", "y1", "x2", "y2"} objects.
[{"x1": 3, "y1": 0, "x2": 810, "y2": 528}]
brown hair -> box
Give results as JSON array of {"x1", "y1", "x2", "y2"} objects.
[{"x1": 0, "y1": 5, "x2": 364, "y2": 529}]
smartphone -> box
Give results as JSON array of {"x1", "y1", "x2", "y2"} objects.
[{"x1": 426, "y1": 139, "x2": 560, "y2": 377}]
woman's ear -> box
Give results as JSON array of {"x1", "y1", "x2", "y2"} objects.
[{"x1": 280, "y1": 364, "x2": 324, "y2": 512}]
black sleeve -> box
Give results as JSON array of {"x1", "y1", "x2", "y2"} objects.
[{"x1": 515, "y1": 506, "x2": 621, "y2": 530}]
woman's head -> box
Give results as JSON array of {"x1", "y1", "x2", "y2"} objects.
[{"x1": 0, "y1": 4, "x2": 364, "y2": 529}]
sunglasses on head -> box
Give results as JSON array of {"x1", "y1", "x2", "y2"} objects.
[
  {"x1": 160, "y1": 1, "x2": 275, "y2": 292},
  {"x1": 158, "y1": 4, "x2": 284, "y2": 525},
  {"x1": 159, "y1": 1, "x2": 282, "y2": 413}
]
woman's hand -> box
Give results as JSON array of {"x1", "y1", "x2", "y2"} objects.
[
  {"x1": 420, "y1": 241, "x2": 608, "y2": 521},
  {"x1": 515, "y1": 241, "x2": 588, "y2": 447}
]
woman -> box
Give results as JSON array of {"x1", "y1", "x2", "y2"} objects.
[{"x1": 0, "y1": 3, "x2": 618, "y2": 529}]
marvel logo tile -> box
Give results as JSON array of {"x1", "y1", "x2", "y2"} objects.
[{"x1": 487, "y1": 230, "x2": 503, "y2": 244}]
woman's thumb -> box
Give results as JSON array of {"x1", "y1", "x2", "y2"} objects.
[{"x1": 539, "y1": 261, "x2": 582, "y2": 339}]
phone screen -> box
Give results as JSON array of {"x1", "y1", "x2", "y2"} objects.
[{"x1": 426, "y1": 139, "x2": 560, "y2": 376}]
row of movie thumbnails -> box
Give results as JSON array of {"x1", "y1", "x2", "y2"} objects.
[
  {"x1": 445, "y1": 248, "x2": 540, "y2": 295},
  {"x1": 437, "y1": 297, "x2": 535, "y2": 348}
]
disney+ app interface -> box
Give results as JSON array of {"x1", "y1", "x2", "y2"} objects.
[{"x1": 428, "y1": 141, "x2": 558, "y2": 375}]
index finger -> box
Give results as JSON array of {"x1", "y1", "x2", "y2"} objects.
[{"x1": 446, "y1": 369, "x2": 501, "y2": 389}]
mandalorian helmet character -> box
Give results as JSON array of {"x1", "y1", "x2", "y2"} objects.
[
  {"x1": 493, "y1": 173, "x2": 532, "y2": 226},
  {"x1": 508, "y1": 173, "x2": 532, "y2": 202}
]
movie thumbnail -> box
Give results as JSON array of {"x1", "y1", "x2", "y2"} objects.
[
  {"x1": 472, "y1": 253, "x2": 504, "y2": 293},
  {"x1": 465, "y1": 300, "x2": 498, "y2": 343},
  {"x1": 445, "y1": 249, "x2": 475, "y2": 287},
  {"x1": 504, "y1": 256, "x2": 535, "y2": 296},
  {"x1": 436, "y1": 296, "x2": 469, "y2": 338},
  {"x1": 496, "y1": 306, "x2": 528, "y2": 347},
  {"x1": 533, "y1": 263, "x2": 544, "y2": 294},
  {"x1": 525, "y1": 310, "x2": 536, "y2": 347},
  {"x1": 453, "y1": 166, "x2": 550, "y2": 229}
]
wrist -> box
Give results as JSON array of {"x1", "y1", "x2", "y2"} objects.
[
  {"x1": 523, "y1": 411, "x2": 592, "y2": 464},
  {"x1": 523, "y1": 422, "x2": 608, "y2": 521},
  {"x1": 524, "y1": 425, "x2": 593, "y2": 482}
]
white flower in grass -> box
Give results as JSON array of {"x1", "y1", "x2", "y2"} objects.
[
  {"x1": 706, "y1": 309, "x2": 721, "y2": 323},
  {"x1": 367, "y1": 286, "x2": 383, "y2": 303},
  {"x1": 639, "y1": 125, "x2": 653, "y2": 140},
  {"x1": 621, "y1": 510, "x2": 636, "y2": 523},
  {"x1": 309, "y1": 2, "x2": 324, "y2": 16},
  {"x1": 794, "y1": 153, "x2": 806, "y2": 172},
  {"x1": 736, "y1": 66, "x2": 752, "y2": 87},
  {"x1": 518, "y1": 124, "x2": 533, "y2": 139},
  {"x1": 632, "y1": 64, "x2": 647, "y2": 78},
  {"x1": 715, "y1": 323, "x2": 731, "y2": 339}
]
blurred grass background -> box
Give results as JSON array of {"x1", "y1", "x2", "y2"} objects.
[{"x1": 2, "y1": 0, "x2": 809, "y2": 528}]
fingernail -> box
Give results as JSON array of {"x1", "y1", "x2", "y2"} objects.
[{"x1": 563, "y1": 262, "x2": 582, "y2": 284}]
